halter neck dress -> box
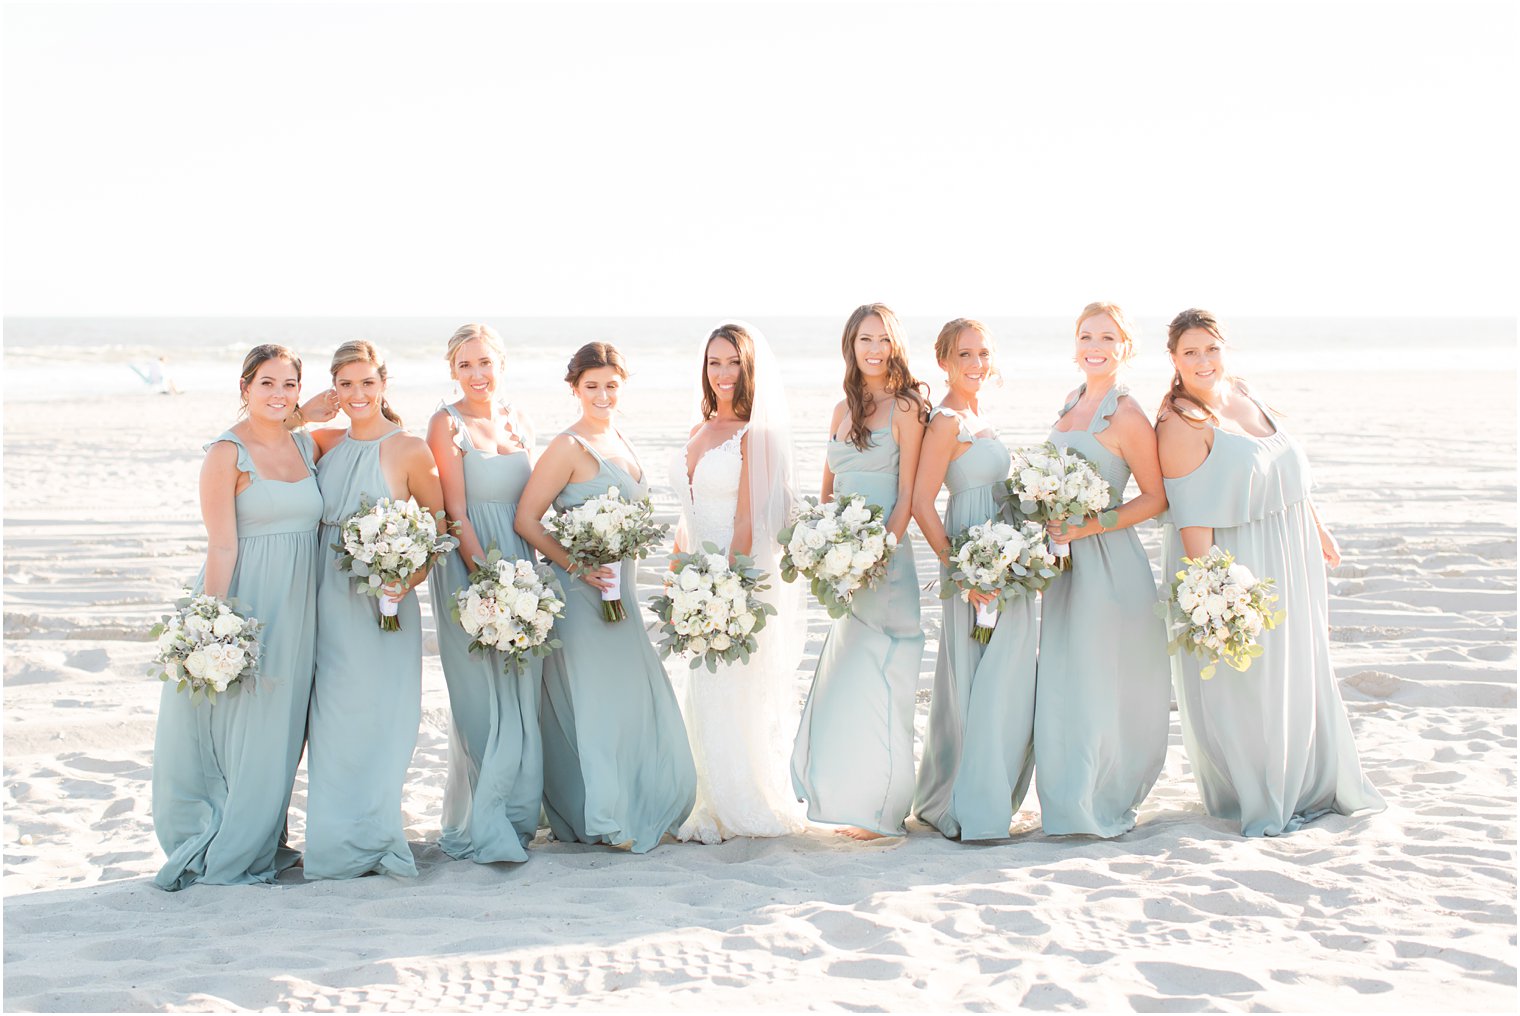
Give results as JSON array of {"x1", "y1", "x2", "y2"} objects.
[
  {"x1": 537, "y1": 432, "x2": 696, "y2": 852},
  {"x1": 1162, "y1": 396, "x2": 1386, "y2": 836},
  {"x1": 429, "y1": 404, "x2": 542, "y2": 864},
  {"x1": 1035, "y1": 385, "x2": 1171, "y2": 837},
  {"x1": 912, "y1": 408, "x2": 1039, "y2": 840},
  {"x1": 304, "y1": 428, "x2": 423, "y2": 879},
  {"x1": 791, "y1": 425, "x2": 925, "y2": 836},
  {"x1": 152, "y1": 429, "x2": 321, "y2": 890}
]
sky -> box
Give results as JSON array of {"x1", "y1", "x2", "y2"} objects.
[{"x1": 2, "y1": 0, "x2": 1516, "y2": 319}]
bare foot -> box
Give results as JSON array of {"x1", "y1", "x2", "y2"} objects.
[{"x1": 838, "y1": 826, "x2": 892, "y2": 841}]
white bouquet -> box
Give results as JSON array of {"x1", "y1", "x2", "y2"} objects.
[
  {"x1": 943, "y1": 519, "x2": 1059, "y2": 644},
  {"x1": 147, "y1": 593, "x2": 262, "y2": 700},
  {"x1": 777, "y1": 493, "x2": 898, "y2": 618},
  {"x1": 1002, "y1": 441, "x2": 1119, "y2": 565},
  {"x1": 649, "y1": 543, "x2": 776, "y2": 672},
  {"x1": 333, "y1": 495, "x2": 458, "y2": 631},
  {"x1": 452, "y1": 547, "x2": 566, "y2": 672},
  {"x1": 1157, "y1": 547, "x2": 1285, "y2": 679},
  {"x1": 546, "y1": 485, "x2": 668, "y2": 621}
]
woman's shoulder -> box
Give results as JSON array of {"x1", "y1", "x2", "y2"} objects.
[{"x1": 311, "y1": 426, "x2": 347, "y2": 453}]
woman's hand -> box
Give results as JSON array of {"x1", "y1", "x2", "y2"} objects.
[
  {"x1": 1319, "y1": 525, "x2": 1342, "y2": 569},
  {"x1": 300, "y1": 388, "x2": 340, "y2": 424},
  {"x1": 1046, "y1": 518, "x2": 1096, "y2": 545},
  {"x1": 966, "y1": 588, "x2": 997, "y2": 609},
  {"x1": 578, "y1": 563, "x2": 618, "y2": 593},
  {"x1": 380, "y1": 579, "x2": 409, "y2": 600}
]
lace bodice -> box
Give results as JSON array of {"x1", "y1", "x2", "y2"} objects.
[{"x1": 672, "y1": 426, "x2": 747, "y2": 553}]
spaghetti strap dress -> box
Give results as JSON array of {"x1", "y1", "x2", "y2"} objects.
[
  {"x1": 1035, "y1": 385, "x2": 1171, "y2": 837},
  {"x1": 152, "y1": 429, "x2": 321, "y2": 890},
  {"x1": 304, "y1": 429, "x2": 423, "y2": 879},
  {"x1": 429, "y1": 404, "x2": 542, "y2": 863},
  {"x1": 912, "y1": 409, "x2": 1038, "y2": 841},
  {"x1": 791, "y1": 426, "x2": 925, "y2": 836},
  {"x1": 537, "y1": 433, "x2": 696, "y2": 852},
  {"x1": 1162, "y1": 398, "x2": 1386, "y2": 836}
]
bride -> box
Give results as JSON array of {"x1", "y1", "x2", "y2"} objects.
[{"x1": 667, "y1": 322, "x2": 807, "y2": 843}]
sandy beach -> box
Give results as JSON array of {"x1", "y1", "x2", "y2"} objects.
[{"x1": 3, "y1": 365, "x2": 1515, "y2": 1011}]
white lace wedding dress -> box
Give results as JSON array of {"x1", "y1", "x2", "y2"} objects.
[{"x1": 670, "y1": 427, "x2": 807, "y2": 843}]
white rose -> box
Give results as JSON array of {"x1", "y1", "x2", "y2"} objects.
[
  {"x1": 513, "y1": 590, "x2": 540, "y2": 621},
  {"x1": 184, "y1": 649, "x2": 209, "y2": 679},
  {"x1": 840, "y1": 500, "x2": 870, "y2": 526},
  {"x1": 1190, "y1": 607, "x2": 1208, "y2": 627},
  {"x1": 183, "y1": 615, "x2": 211, "y2": 641},
  {"x1": 851, "y1": 549, "x2": 878, "y2": 572},
  {"x1": 710, "y1": 633, "x2": 731, "y2": 652},
  {"x1": 688, "y1": 636, "x2": 708, "y2": 655},
  {"x1": 822, "y1": 545, "x2": 853, "y2": 578},
  {"x1": 210, "y1": 613, "x2": 241, "y2": 638},
  {"x1": 1203, "y1": 593, "x2": 1228, "y2": 618}
]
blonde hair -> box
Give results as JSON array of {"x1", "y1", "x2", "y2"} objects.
[
  {"x1": 330, "y1": 340, "x2": 403, "y2": 426},
  {"x1": 444, "y1": 323, "x2": 505, "y2": 377},
  {"x1": 1076, "y1": 301, "x2": 1138, "y2": 364},
  {"x1": 933, "y1": 318, "x2": 997, "y2": 385}
]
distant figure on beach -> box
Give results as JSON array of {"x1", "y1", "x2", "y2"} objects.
[{"x1": 130, "y1": 355, "x2": 181, "y2": 395}]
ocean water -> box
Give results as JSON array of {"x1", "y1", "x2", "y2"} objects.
[{"x1": 2, "y1": 316, "x2": 1513, "y2": 403}]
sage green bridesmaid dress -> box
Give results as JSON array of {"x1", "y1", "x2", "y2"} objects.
[
  {"x1": 304, "y1": 429, "x2": 422, "y2": 879},
  {"x1": 537, "y1": 433, "x2": 696, "y2": 852},
  {"x1": 152, "y1": 430, "x2": 321, "y2": 890},
  {"x1": 791, "y1": 426, "x2": 925, "y2": 836},
  {"x1": 912, "y1": 410, "x2": 1036, "y2": 841},
  {"x1": 1035, "y1": 385, "x2": 1171, "y2": 837},
  {"x1": 1162, "y1": 397, "x2": 1386, "y2": 836},
  {"x1": 429, "y1": 404, "x2": 542, "y2": 864}
]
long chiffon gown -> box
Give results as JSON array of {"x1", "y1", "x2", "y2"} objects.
[
  {"x1": 305, "y1": 429, "x2": 423, "y2": 879},
  {"x1": 791, "y1": 425, "x2": 925, "y2": 836},
  {"x1": 152, "y1": 430, "x2": 321, "y2": 890},
  {"x1": 913, "y1": 410, "x2": 1038, "y2": 840},
  {"x1": 1034, "y1": 385, "x2": 1171, "y2": 837},
  {"x1": 1162, "y1": 397, "x2": 1386, "y2": 836},
  {"x1": 429, "y1": 404, "x2": 542, "y2": 864},
  {"x1": 537, "y1": 433, "x2": 696, "y2": 852}
]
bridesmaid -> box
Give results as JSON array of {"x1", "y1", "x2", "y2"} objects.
[
  {"x1": 1034, "y1": 302, "x2": 1171, "y2": 837},
  {"x1": 1155, "y1": 309, "x2": 1385, "y2": 835},
  {"x1": 304, "y1": 341, "x2": 445, "y2": 879},
  {"x1": 514, "y1": 342, "x2": 696, "y2": 852},
  {"x1": 152, "y1": 345, "x2": 322, "y2": 889},
  {"x1": 910, "y1": 319, "x2": 1036, "y2": 841},
  {"x1": 791, "y1": 303, "x2": 928, "y2": 840},
  {"x1": 426, "y1": 323, "x2": 542, "y2": 864}
]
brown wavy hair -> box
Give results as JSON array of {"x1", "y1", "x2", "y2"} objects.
[
  {"x1": 1161, "y1": 308, "x2": 1250, "y2": 427},
  {"x1": 330, "y1": 340, "x2": 403, "y2": 427},
  {"x1": 840, "y1": 303, "x2": 929, "y2": 450},
  {"x1": 564, "y1": 342, "x2": 628, "y2": 386},
  {"x1": 699, "y1": 323, "x2": 756, "y2": 421},
  {"x1": 238, "y1": 344, "x2": 301, "y2": 417}
]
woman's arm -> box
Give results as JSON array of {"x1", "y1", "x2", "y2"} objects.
[
  {"x1": 1156, "y1": 412, "x2": 1213, "y2": 558},
  {"x1": 427, "y1": 410, "x2": 486, "y2": 568},
  {"x1": 198, "y1": 442, "x2": 242, "y2": 598},
  {"x1": 819, "y1": 402, "x2": 846, "y2": 504},
  {"x1": 391, "y1": 436, "x2": 447, "y2": 594},
  {"x1": 886, "y1": 399, "x2": 925, "y2": 542},
  {"x1": 514, "y1": 436, "x2": 616, "y2": 591},
  {"x1": 910, "y1": 412, "x2": 957, "y2": 563},
  {"x1": 1308, "y1": 500, "x2": 1342, "y2": 569},
  {"x1": 1048, "y1": 400, "x2": 1168, "y2": 545}
]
